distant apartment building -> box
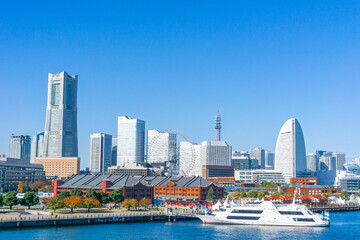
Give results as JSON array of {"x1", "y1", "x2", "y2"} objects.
[
  {"x1": 179, "y1": 142, "x2": 201, "y2": 176},
  {"x1": 89, "y1": 133, "x2": 112, "y2": 173},
  {"x1": 147, "y1": 130, "x2": 177, "y2": 164},
  {"x1": 36, "y1": 157, "x2": 80, "y2": 178},
  {"x1": 117, "y1": 116, "x2": 145, "y2": 165},
  {"x1": 0, "y1": 157, "x2": 46, "y2": 191},
  {"x1": 30, "y1": 132, "x2": 44, "y2": 163},
  {"x1": 250, "y1": 148, "x2": 265, "y2": 169},
  {"x1": 319, "y1": 153, "x2": 336, "y2": 171},
  {"x1": 9, "y1": 134, "x2": 31, "y2": 162},
  {"x1": 43, "y1": 72, "x2": 78, "y2": 157}
]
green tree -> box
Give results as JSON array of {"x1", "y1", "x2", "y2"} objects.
[
  {"x1": 21, "y1": 192, "x2": 39, "y2": 209},
  {"x1": 4, "y1": 191, "x2": 19, "y2": 209},
  {"x1": 339, "y1": 191, "x2": 350, "y2": 201},
  {"x1": 57, "y1": 191, "x2": 70, "y2": 200},
  {"x1": 207, "y1": 188, "x2": 216, "y2": 203},
  {"x1": 97, "y1": 191, "x2": 110, "y2": 204},
  {"x1": 70, "y1": 189, "x2": 83, "y2": 197},
  {"x1": 240, "y1": 191, "x2": 247, "y2": 198},
  {"x1": 247, "y1": 190, "x2": 258, "y2": 198},
  {"x1": 109, "y1": 189, "x2": 124, "y2": 207},
  {"x1": 86, "y1": 189, "x2": 99, "y2": 199},
  {"x1": 46, "y1": 197, "x2": 65, "y2": 213},
  {"x1": 82, "y1": 198, "x2": 101, "y2": 212},
  {"x1": 257, "y1": 191, "x2": 265, "y2": 199},
  {"x1": 39, "y1": 184, "x2": 54, "y2": 193},
  {"x1": 0, "y1": 194, "x2": 4, "y2": 207}
]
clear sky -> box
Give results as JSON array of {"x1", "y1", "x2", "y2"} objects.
[{"x1": 1, "y1": 1, "x2": 359, "y2": 168}]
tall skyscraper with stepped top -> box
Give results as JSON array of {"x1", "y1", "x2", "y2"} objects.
[
  {"x1": 275, "y1": 118, "x2": 307, "y2": 183},
  {"x1": 43, "y1": 72, "x2": 78, "y2": 157}
]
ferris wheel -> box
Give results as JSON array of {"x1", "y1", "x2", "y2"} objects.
[{"x1": 147, "y1": 129, "x2": 197, "y2": 176}]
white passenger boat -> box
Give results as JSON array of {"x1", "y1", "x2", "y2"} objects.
[{"x1": 197, "y1": 191, "x2": 330, "y2": 227}]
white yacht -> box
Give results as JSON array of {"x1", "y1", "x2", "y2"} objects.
[{"x1": 197, "y1": 194, "x2": 330, "y2": 227}]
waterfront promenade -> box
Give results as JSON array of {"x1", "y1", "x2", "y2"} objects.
[{"x1": 0, "y1": 210, "x2": 198, "y2": 228}]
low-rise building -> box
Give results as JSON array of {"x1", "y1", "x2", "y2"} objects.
[
  {"x1": 145, "y1": 176, "x2": 224, "y2": 201},
  {"x1": 54, "y1": 174, "x2": 154, "y2": 202},
  {"x1": 235, "y1": 170, "x2": 285, "y2": 184},
  {"x1": 202, "y1": 165, "x2": 234, "y2": 179},
  {"x1": 290, "y1": 177, "x2": 317, "y2": 185},
  {"x1": 339, "y1": 175, "x2": 360, "y2": 194},
  {"x1": 107, "y1": 163, "x2": 163, "y2": 176},
  {"x1": 208, "y1": 177, "x2": 236, "y2": 186},
  {"x1": 0, "y1": 157, "x2": 46, "y2": 191},
  {"x1": 36, "y1": 157, "x2": 80, "y2": 178},
  {"x1": 279, "y1": 185, "x2": 341, "y2": 195}
]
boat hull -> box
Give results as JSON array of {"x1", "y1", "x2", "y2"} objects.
[{"x1": 197, "y1": 215, "x2": 330, "y2": 227}]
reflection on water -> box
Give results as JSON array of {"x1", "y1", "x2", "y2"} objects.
[{"x1": 0, "y1": 212, "x2": 359, "y2": 240}]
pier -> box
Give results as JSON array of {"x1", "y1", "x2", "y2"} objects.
[
  {"x1": 309, "y1": 205, "x2": 360, "y2": 213},
  {"x1": 0, "y1": 211, "x2": 198, "y2": 229}
]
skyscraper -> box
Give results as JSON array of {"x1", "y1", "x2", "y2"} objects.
[
  {"x1": 117, "y1": 116, "x2": 145, "y2": 165},
  {"x1": 250, "y1": 148, "x2": 266, "y2": 169},
  {"x1": 265, "y1": 150, "x2": 275, "y2": 170},
  {"x1": 332, "y1": 152, "x2": 346, "y2": 171},
  {"x1": 215, "y1": 112, "x2": 221, "y2": 141},
  {"x1": 274, "y1": 118, "x2": 307, "y2": 183},
  {"x1": 30, "y1": 132, "x2": 44, "y2": 163},
  {"x1": 111, "y1": 138, "x2": 117, "y2": 166},
  {"x1": 9, "y1": 134, "x2": 31, "y2": 161},
  {"x1": 319, "y1": 152, "x2": 336, "y2": 171},
  {"x1": 147, "y1": 130, "x2": 177, "y2": 164},
  {"x1": 43, "y1": 72, "x2": 78, "y2": 157},
  {"x1": 89, "y1": 133, "x2": 112, "y2": 173},
  {"x1": 306, "y1": 153, "x2": 318, "y2": 172}
]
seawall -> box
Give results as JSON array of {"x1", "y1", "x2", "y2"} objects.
[{"x1": 0, "y1": 211, "x2": 198, "y2": 229}]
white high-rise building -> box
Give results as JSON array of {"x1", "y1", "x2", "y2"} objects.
[
  {"x1": 265, "y1": 151, "x2": 275, "y2": 170},
  {"x1": 274, "y1": 118, "x2": 307, "y2": 183},
  {"x1": 200, "y1": 141, "x2": 232, "y2": 166},
  {"x1": 354, "y1": 157, "x2": 360, "y2": 166},
  {"x1": 179, "y1": 142, "x2": 201, "y2": 176},
  {"x1": 117, "y1": 116, "x2": 145, "y2": 165},
  {"x1": 319, "y1": 153, "x2": 336, "y2": 171},
  {"x1": 89, "y1": 133, "x2": 112, "y2": 173},
  {"x1": 147, "y1": 130, "x2": 177, "y2": 164},
  {"x1": 30, "y1": 132, "x2": 44, "y2": 163},
  {"x1": 332, "y1": 152, "x2": 346, "y2": 171},
  {"x1": 43, "y1": 72, "x2": 78, "y2": 157},
  {"x1": 306, "y1": 153, "x2": 318, "y2": 172},
  {"x1": 250, "y1": 148, "x2": 265, "y2": 169}
]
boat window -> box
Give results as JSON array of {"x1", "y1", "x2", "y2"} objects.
[
  {"x1": 279, "y1": 211, "x2": 304, "y2": 215},
  {"x1": 231, "y1": 210, "x2": 263, "y2": 214},
  {"x1": 306, "y1": 210, "x2": 312, "y2": 215},
  {"x1": 227, "y1": 216, "x2": 260, "y2": 220},
  {"x1": 293, "y1": 218, "x2": 315, "y2": 222}
]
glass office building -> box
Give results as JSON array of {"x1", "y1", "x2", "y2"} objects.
[
  {"x1": 43, "y1": 72, "x2": 78, "y2": 157},
  {"x1": 9, "y1": 135, "x2": 31, "y2": 161},
  {"x1": 30, "y1": 132, "x2": 44, "y2": 163},
  {"x1": 89, "y1": 133, "x2": 112, "y2": 173}
]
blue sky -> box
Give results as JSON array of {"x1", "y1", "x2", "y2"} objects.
[{"x1": 1, "y1": 1, "x2": 359, "y2": 168}]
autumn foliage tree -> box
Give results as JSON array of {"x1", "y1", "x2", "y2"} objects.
[
  {"x1": 82, "y1": 198, "x2": 101, "y2": 212},
  {"x1": 63, "y1": 196, "x2": 83, "y2": 213},
  {"x1": 17, "y1": 181, "x2": 25, "y2": 193},
  {"x1": 139, "y1": 197, "x2": 151, "y2": 209},
  {"x1": 30, "y1": 180, "x2": 47, "y2": 192}
]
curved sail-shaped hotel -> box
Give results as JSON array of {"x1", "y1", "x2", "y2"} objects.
[{"x1": 275, "y1": 118, "x2": 307, "y2": 183}]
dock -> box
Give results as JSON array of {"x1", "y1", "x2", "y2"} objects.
[
  {"x1": 309, "y1": 205, "x2": 360, "y2": 213},
  {"x1": 0, "y1": 211, "x2": 199, "y2": 229}
]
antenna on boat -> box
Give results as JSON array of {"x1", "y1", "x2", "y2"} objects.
[{"x1": 292, "y1": 188, "x2": 298, "y2": 205}]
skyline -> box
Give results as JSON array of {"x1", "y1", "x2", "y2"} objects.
[{"x1": 1, "y1": 1, "x2": 360, "y2": 168}]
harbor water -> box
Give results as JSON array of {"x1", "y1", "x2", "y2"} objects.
[{"x1": 0, "y1": 211, "x2": 359, "y2": 240}]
